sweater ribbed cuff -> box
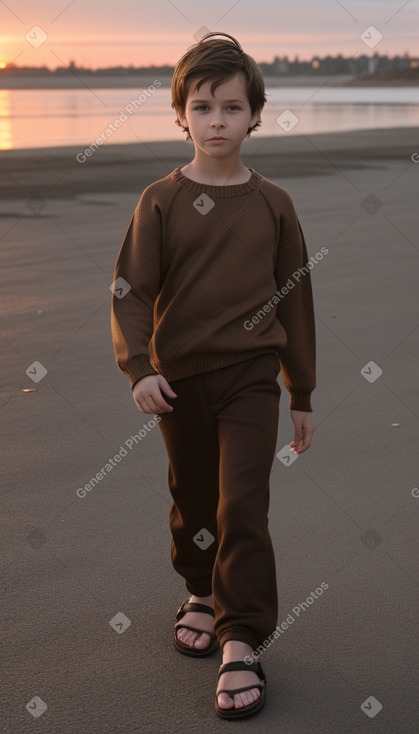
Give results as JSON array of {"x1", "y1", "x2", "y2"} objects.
[
  {"x1": 289, "y1": 390, "x2": 312, "y2": 412},
  {"x1": 123, "y1": 356, "x2": 159, "y2": 388}
]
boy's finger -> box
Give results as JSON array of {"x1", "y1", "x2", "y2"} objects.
[
  {"x1": 147, "y1": 397, "x2": 171, "y2": 413},
  {"x1": 159, "y1": 376, "x2": 177, "y2": 396},
  {"x1": 290, "y1": 433, "x2": 311, "y2": 453},
  {"x1": 298, "y1": 435, "x2": 312, "y2": 453}
]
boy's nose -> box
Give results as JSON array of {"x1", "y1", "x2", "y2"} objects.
[{"x1": 210, "y1": 113, "x2": 226, "y2": 127}]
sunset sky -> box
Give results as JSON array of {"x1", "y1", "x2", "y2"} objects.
[{"x1": 0, "y1": 0, "x2": 416, "y2": 69}]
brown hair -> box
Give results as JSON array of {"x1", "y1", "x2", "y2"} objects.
[{"x1": 171, "y1": 31, "x2": 267, "y2": 141}]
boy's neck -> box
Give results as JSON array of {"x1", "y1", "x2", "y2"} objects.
[{"x1": 180, "y1": 155, "x2": 251, "y2": 186}]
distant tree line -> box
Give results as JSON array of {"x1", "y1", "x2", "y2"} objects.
[{"x1": 1, "y1": 52, "x2": 417, "y2": 77}]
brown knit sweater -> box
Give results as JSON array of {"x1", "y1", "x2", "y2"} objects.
[{"x1": 111, "y1": 167, "x2": 316, "y2": 411}]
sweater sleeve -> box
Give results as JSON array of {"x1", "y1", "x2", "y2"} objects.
[
  {"x1": 111, "y1": 188, "x2": 162, "y2": 388},
  {"x1": 274, "y1": 196, "x2": 316, "y2": 411}
]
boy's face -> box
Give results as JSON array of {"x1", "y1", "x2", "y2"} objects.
[{"x1": 177, "y1": 73, "x2": 261, "y2": 154}]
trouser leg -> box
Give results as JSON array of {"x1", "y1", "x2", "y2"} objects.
[
  {"x1": 206, "y1": 354, "x2": 281, "y2": 650},
  {"x1": 158, "y1": 372, "x2": 220, "y2": 597},
  {"x1": 158, "y1": 353, "x2": 281, "y2": 650}
]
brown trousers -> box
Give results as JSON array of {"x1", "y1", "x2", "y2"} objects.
[{"x1": 158, "y1": 353, "x2": 281, "y2": 651}]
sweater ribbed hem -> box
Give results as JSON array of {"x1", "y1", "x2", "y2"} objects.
[
  {"x1": 171, "y1": 167, "x2": 262, "y2": 197},
  {"x1": 123, "y1": 351, "x2": 313, "y2": 410},
  {"x1": 151, "y1": 349, "x2": 279, "y2": 382}
]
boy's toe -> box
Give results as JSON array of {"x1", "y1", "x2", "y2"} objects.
[
  {"x1": 216, "y1": 692, "x2": 235, "y2": 710},
  {"x1": 176, "y1": 627, "x2": 212, "y2": 649},
  {"x1": 193, "y1": 632, "x2": 211, "y2": 648},
  {"x1": 176, "y1": 628, "x2": 197, "y2": 646},
  {"x1": 238, "y1": 689, "x2": 260, "y2": 707}
]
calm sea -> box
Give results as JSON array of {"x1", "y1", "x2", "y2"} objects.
[{"x1": 0, "y1": 85, "x2": 418, "y2": 150}]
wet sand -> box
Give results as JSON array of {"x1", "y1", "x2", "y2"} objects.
[{"x1": 1, "y1": 126, "x2": 418, "y2": 202}]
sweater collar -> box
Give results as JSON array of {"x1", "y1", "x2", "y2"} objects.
[{"x1": 171, "y1": 167, "x2": 262, "y2": 197}]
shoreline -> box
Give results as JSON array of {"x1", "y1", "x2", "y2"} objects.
[
  {"x1": 1, "y1": 125, "x2": 417, "y2": 157},
  {"x1": 1, "y1": 126, "x2": 418, "y2": 199}
]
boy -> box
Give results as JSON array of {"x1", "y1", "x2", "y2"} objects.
[{"x1": 111, "y1": 31, "x2": 316, "y2": 720}]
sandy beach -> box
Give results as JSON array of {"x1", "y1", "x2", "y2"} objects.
[
  {"x1": 1, "y1": 127, "x2": 418, "y2": 732},
  {"x1": 1, "y1": 126, "x2": 418, "y2": 200}
]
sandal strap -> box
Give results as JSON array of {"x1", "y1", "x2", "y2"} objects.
[
  {"x1": 217, "y1": 660, "x2": 265, "y2": 682},
  {"x1": 176, "y1": 598, "x2": 215, "y2": 620},
  {"x1": 217, "y1": 682, "x2": 264, "y2": 697}
]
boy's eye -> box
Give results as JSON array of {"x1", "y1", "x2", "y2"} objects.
[{"x1": 194, "y1": 105, "x2": 240, "y2": 111}]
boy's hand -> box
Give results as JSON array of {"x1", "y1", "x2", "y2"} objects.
[
  {"x1": 289, "y1": 410, "x2": 315, "y2": 454},
  {"x1": 132, "y1": 374, "x2": 177, "y2": 414}
]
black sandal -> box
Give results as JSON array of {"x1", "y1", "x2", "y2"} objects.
[
  {"x1": 215, "y1": 660, "x2": 266, "y2": 719},
  {"x1": 173, "y1": 597, "x2": 220, "y2": 657}
]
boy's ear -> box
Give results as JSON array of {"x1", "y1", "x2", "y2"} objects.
[
  {"x1": 176, "y1": 108, "x2": 187, "y2": 127},
  {"x1": 250, "y1": 107, "x2": 262, "y2": 127}
]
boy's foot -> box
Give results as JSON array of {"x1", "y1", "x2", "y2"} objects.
[
  {"x1": 216, "y1": 641, "x2": 264, "y2": 711},
  {"x1": 175, "y1": 594, "x2": 215, "y2": 650}
]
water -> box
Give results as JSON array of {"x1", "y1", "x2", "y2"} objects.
[{"x1": 1, "y1": 85, "x2": 418, "y2": 150}]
